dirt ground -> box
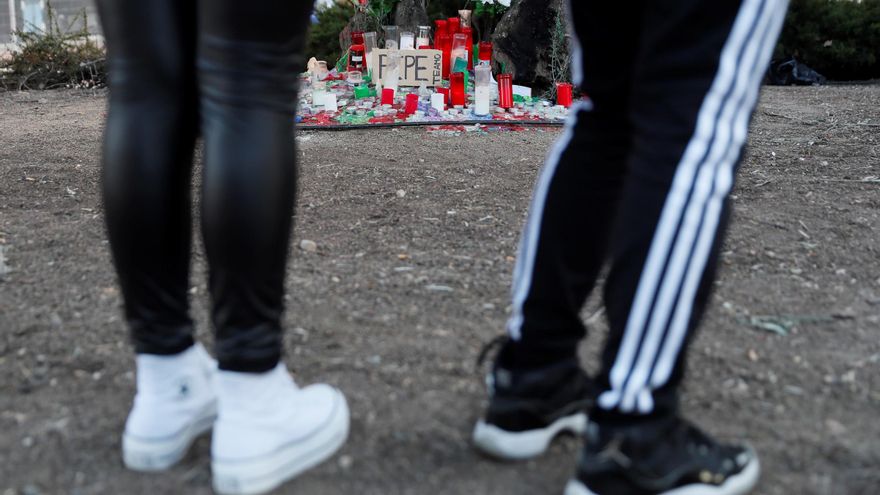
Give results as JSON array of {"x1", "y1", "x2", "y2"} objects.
[{"x1": 0, "y1": 85, "x2": 878, "y2": 495}]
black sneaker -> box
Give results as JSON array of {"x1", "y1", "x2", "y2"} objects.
[
  {"x1": 564, "y1": 417, "x2": 760, "y2": 495},
  {"x1": 472, "y1": 336, "x2": 594, "y2": 460}
]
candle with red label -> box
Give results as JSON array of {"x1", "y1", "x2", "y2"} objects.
[
  {"x1": 498, "y1": 74, "x2": 513, "y2": 109},
  {"x1": 434, "y1": 19, "x2": 447, "y2": 39},
  {"x1": 450, "y1": 72, "x2": 465, "y2": 107},
  {"x1": 351, "y1": 31, "x2": 364, "y2": 46},
  {"x1": 447, "y1": 17, "x2": 460, "y2": 35},
  {"x1": 556, "y1": 82, "x2": 573, "y2": 108},
  {"x1": 405, "y1": 93, "x2": 419, "y2": 115},
  {"x1": 478, "y1": 41, "x2": 493, "y2": 64},
  {"x1": 437, "y1": 33, "x2": 452, "y2": 79}
]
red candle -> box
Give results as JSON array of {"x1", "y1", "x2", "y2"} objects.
[
  {"x1": 437, "y1": 33, "x2": 452, "y2": 79},
  {"x1": 381, "y1": 88, "x2": 395, "y2": 105},
  {"x1": 447, "y1": 17, "x2": 460, "y2": 35},
  {"x1": 405, "y1": 93, "x2": 419, "y2": 115},
  {"x1": 434, "y1": 19, "x2": 448, "y2": 38},
  {"x1": 351, "y1": 31, "x2": 364, "y2": 46},
  {"x1": 461, "y1": 27, "x2": 474, "y2": 70},
  {"x1": 498, "y1": 73, "x2": 513, "y2": 109},
  {"x1": 479, "y1": 41, "x2": 493, "y2": 63},
  {"x1": 556, "y1": 82, "x2": 573, "y2": 108},
  {"x1": 450, "y1": 72, "x2": 465, "y2": 107}
]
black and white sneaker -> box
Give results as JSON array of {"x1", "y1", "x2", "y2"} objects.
[
  {"x1": 564, "y1": 417, "x2": 760, "y2": 495},
  {"x1": 472, "y1": 337, "x2": 593, "y2": 460}
]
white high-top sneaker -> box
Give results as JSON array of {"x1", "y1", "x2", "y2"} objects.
[
  {"x1": 211, "y1": 363, "x2": 350, "y2": 495},
  {"x1": 122, "y1": 342, "x2": 218, "y2": 471}
]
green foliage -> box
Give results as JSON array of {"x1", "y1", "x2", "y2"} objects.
[
  {"x1": 306, "y1": 2, "x2": 357, "y2": 65},
  {"x1": 776, "y1": 0, "x2": 880, "y2": 80},
  {"x1": 547, "y1": 7, "x2": 571, "y2": 96},
  {"x1": 1, "y1": 3, "x2": 105, "y2": 90},
  {"x1": 427, "y1": 0, "x2": 471, "y2": 19}
]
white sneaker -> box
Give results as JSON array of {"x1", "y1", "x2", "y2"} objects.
[
  {"x1": 211, "y1": 363, "x2": 350, "y2": 495},
  {"x1": 122, "y1": 343, "x2": 218, "y2": 471}
]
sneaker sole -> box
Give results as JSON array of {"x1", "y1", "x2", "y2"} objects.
[
  {"x1": 472, "y1": 412, "x2": 587, "y2": 460},
  {"x1": 563, "y1": 454, "x2": 761, "y2": 495},
  {"x1": 122, "y1": 403, "x2": 217, "y2": 472},
  {"x1": 211, "y1": 389, "x2": 350, "y2": 495}
]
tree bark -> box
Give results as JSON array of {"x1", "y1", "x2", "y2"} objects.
[
  {"x1": 395, "y1": 0, "x2": 430, "y2": 33},
  {"x1": 492, "y1": 0, "x2": 566, "y2": 87}
]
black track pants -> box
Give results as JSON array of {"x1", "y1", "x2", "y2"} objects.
[
  {"x1": 97, "y1": 1, "x2": 312, "y2": 372},
  {"x1": 504, "y1": 0, "x2": 788, "y2": 420}
]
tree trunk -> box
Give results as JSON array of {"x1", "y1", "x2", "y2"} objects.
[
  {"x1": 492, "y1": 0, "x2": 566, "y2": 87},
  {"x1": 394, "y1": 0, "x2": 430, "y2": 33}
]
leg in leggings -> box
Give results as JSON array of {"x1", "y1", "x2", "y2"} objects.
[
  {"x1": 197, "y1": 1, "x2": 312, "y2": 372},
  {"x1": 98, "y1": 0, "x2": 198, "y2": 356}
]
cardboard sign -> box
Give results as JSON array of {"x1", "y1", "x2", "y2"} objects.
[{"x1": 371, "y1": 49, "x2": 443, "y2": 87}]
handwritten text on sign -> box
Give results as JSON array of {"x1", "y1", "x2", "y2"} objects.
[{"x1": 371, "y1": 49, "x2": 443, "y2": 87}]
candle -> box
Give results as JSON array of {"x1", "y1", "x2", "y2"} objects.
[
  {"x1": 498, "y1": 74, "x2": 513, "y2": 109},
  {"x1": 434, "y1": 19, "x2": 448, "y2": 39},
  {"x1": 474, "y1": 65, "x2": 491, "y2": 116},
  {"x1": 450, "y1": 72, "x2": 465, "y2": 107},
  {"x1": 447, "y1": 17, "x2": 460, "y2": 35},
  {"x1": 431, "y1": 92, "x2": 445, "y2": 112},
  {"x1": 348, "y1": 70, "x2": 363, "y2": 85},
  {"x1": 351, "y1": 31, "x2": 365, "y2": 46},
  {"x1": 556, "y1": 82, "x2": 573, "y2": 108},
  {"x1": 437, "y1": 86, "x2": 450, "y2": 105},
  {"x1": 324, "y1": 93, "x2": 338, "y2": 112},
  {"x1": 416, "y1": 26, "x2": 431, "y2": 49},
  {"x1": 382, "y1": 25, "x2": 399, "y2": 49},
  {"x1": 381, "y1": 88, "x2": 395, "y2": 106},
  {"x1": 400, "y1": 31, "x2": 415, "y2": 50},
  {"x1": 348, "y1": 44, "x2": 365, "y2": 72},
  {"x1": 437, "y1": 33, "x2": 452, "y2": 79},
  {"x1": 458, "y1": 10, "x2": 472, "y2": 29},
  {"x1": 478, "y1": 41, "x2": 493, "y2": 64},
  {"x1": 405, "y1": 93, "x2": 419, "y2": 115}
]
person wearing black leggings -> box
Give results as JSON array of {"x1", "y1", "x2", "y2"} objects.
[
  {"x1": 472, "y1": 0, "x2": 788, "y2": 494},
  {"x1": 96, "y1": 2, "x2": 349, "y2": 493}
]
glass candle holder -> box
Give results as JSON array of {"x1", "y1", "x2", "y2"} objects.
[
  {"x1": 437, "y1": 86, "x2": 450, "y2": 105},
  {"x1": 461, "y1": 27, "x2": 474, "y2": 70},
  {"x1": 312, "y1": 60, "x2": 329, "y2": 82},
  {"x1": 498, "y1": 74, "x2": 513, "y2": 109},
  {"x1": 382, "y1": 25, "x2": 399, "y2": 49},
  {"x1": 450, "y1": 72, "x2": 466, "y2": 107},
  {"x1": 348, "y1": 70, "x2": 363, "y2": 85},
  {"x1": 348, "y1": 44, "x2": 366, "y2": 72},
  {"x1": 383, "y1": 50, "x2": 400, "y2": 94},
  {"x1": 351, "y1": 31, "x2": 365, "y2": 46},
  {"x1": 417, "y1": 26, "x2": 431, "y2": 49},
  {"x1": 363, "y1": 32, "x2": 377, "y2": 71},
  {"x1": 451, "y1": 33, "x2": 469, "y2": 74},
  {"x1": 474, "y1": 65, "x2": 492, "y2": 116},
  {"x1": 556, "y1": 82, "x2": 574, "y2": 108},
  {"x1": 400, "y1": 31, "x2": 415, "y2": 50}
]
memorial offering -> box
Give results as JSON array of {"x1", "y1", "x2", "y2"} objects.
[{"x1": 296, "y1": 3, "x2": 579, "y2": 129}]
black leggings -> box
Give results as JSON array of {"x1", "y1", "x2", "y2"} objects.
[{"x1": 97, "y1": 1, "x2": 312, "y2": 372}]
